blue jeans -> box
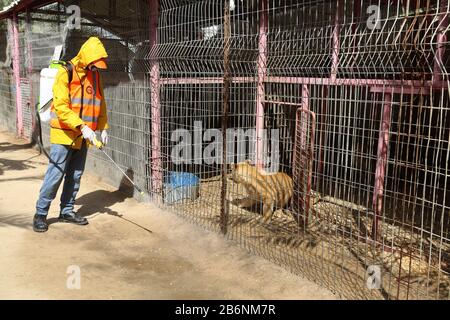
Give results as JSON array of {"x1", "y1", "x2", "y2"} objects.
[{"x1": 35, "y1": 141, "x2": 88, "y2": 216}]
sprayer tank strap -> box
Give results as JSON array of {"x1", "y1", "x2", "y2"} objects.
[{"x1": 61, "y1": 61, "x2": 73, "y2": 86}]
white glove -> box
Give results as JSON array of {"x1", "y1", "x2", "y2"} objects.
[
  {"x1": 101, "y1": 130, "x2": 108, "y2": 146},
  {"x1": 80, "y1": 124, "x2": 96, "y2": 144}
]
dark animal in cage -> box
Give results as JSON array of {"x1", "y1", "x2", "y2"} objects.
[{"x1": 229, "y1": 160, "x2": 293, "y2": 223}]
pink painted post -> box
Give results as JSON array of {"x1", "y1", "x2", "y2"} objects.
[
  {"x1": 150, "y1": 0, "x2": 162, "y2": 194},
  {"x1": 300, "y1": 84, "x2": 310, "y2": 148},
  {"x1": 255, "y1": 0, "x2": 268, "y2": 169},
  {"x1": 26, "y1": 10, "x2": 35, "y2": 140},
  {"x1": 372, "y1": 92, "x2": 392, "y2": 242},
  {"x1": 330, "y1": 0, "x2": 343, "y2": 83},
  {"x1": 433, "y1": 0, "x2": 449, "y2": 85},
  {"x1": 301, "y1": 84, "x2": 310, "y2": 110},
  {"x1": 11, "y1": 13, "x2": 23, "y2": 137}
]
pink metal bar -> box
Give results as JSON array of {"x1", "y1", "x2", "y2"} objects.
[
  {"x1": 26, "y1": 10, "x2": 35, "y2": 141},
  {"x1": 150, "y1": 0, "x2": 162, "y2": 194},
  {"x1": 370, "y1": 86, "x2": 431, "y2": 95},
  {"x1": 433, "y1": 0, "x2": 449, "y2": 85},
  {"x1": 291, "y1": 103, "x2": 303, "y2": 173},
  {"x1": 11, "y1": 14, "x2": 23, "y2": 137},
  {"x1": 301, "y1": 84, "x2": 310, "y2": 110},
  {"x1": 159, "y1": 77, "x2": 254, "y2": 85},
  {"x1": 158, "y1": 76, "x2": 448, "y2": 89},
  {"x1": 300, "y1": 84, "x2": 310, "y2": 148},
  {"x1": 372, "y1": 91, "x2": 392, "y2": 242},
  {"x1": 299, "y1": 85, "x2": 312, "y2": 226},
  {"x1": 330, "y1": 0, "x2": 343, "y2": 82},
  {"x1": 265, "y1": 76, "x2": 447, "y2": 88},
  {"x1": 255, "y1": 0, "x2": 268, "y2": 170},
  {"x1": 262, "y1": 100, "x2": 302, "y2": 107}
]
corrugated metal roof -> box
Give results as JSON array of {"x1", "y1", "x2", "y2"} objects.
[{"x1": 0, "y1": 0, "x2": 55, "y2": 20}]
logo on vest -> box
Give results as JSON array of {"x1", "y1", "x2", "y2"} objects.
[{"x1": 86, "y1": 86, "x2": 93, "y2": 94}]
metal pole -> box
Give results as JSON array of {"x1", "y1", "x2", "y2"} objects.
[
  {"x1": 26, "y1": 10, "x2": 34, "y2": 142},
  {"x1": 330, "y1": 0, "x2": 343, "y2": 83},
  {"x1": 221, "y1": 0, "x2": 231, "y2": 235},
  {"x1": 433, "y1": 0, "x2": 449, "y2": 86},
  {"x1": 255, "y1": 0, "x2": 268, "y2": 170},
  {"x1": 11, "y1": 13, "x2": 23, "y2": 138},
  {"x1": 315, "y1": 85, "x2": 327, "y2": 189},
  {"x1": 300, "y1": 84, "x2": 310, "y2": 147},
  {"x1": 372, "y1": 91, "x2": 392, "y2": 242},
  {"x1": 150, "y1": 0, "x2": 162, "y2": 196},
  {"x1": 301, "y1": 85, "x2": 313, "y2": 228}
]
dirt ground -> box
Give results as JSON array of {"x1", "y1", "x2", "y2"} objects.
[{"x1": 0, "y1": 130, "x2": 335, "y2": 300}]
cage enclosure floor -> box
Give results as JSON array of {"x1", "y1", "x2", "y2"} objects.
[{"x1": 162, "y1": 177, "x2": 450, "y2": 300}]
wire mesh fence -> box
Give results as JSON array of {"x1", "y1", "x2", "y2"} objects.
[
  {"x1": 8, "y1": 0, "x2": 154, "y2": 192},
  {"x1": 0, "y1": 19, "x2": 16, "y2": 133},
  {"x1": 0, "y1": 0, "x2": 449, "y2": 300},
  {"x1": 150, "y1": 0, "x2": 450, "y2": 300}
]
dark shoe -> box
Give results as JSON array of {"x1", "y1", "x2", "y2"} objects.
[
  {"x1": 33, "y1": 214, "x2": 48, "y2": 232},
  {"x1": 58, "y1": 212, "x2": 89, "y2": 225}
]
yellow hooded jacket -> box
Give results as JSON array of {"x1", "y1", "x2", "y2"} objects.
[{"x1": 50, "y1": 37, "x2": 109, "y2": 149}]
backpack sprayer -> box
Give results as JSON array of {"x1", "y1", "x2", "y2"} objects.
[{"x1": 37, "y1": 54, "x2": 145, "y2": 196}]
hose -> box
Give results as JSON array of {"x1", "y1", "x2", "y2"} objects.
[
  {"x1": 34, "y1": 102, "x2": 79, "y2": 172},
  {"x1": 35, "y1": 102, "x2": 145, "y2": 195}
]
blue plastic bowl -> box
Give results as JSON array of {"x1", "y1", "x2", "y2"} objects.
[{"x1": 166, "y1": 171, "x2": 199, "y2": 188}]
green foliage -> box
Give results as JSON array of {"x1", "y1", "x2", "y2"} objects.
[{"x1": 0, "y1": 0, "x2": 14, "y2": 8}]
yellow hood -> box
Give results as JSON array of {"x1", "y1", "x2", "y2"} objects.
[
  {"x1": 50, "y1": 36, "x2": 109, "y2": 149},
  {"x1": 70, "y1": 37, "x2": 108, "y2": 72}
]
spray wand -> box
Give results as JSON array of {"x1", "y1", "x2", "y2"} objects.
[{"x1": 93, "y1": 138, "x2": 145, "y2": 196}]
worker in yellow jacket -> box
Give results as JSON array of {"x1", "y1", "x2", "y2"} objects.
[{"x1": 34, "y1": 37, "x2": 109, "y2": 232}]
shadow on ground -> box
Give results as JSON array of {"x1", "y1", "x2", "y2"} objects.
[
  {"x1": 0, "y1": 158, "x2": 37, "y2": 175},
  {"x1": 0, "y1": 167, "x2": 149, "y2": 234},
  {"x1": 0, "y1": 214, "x2": 32, "y2": 229},
  {"x1": 48, "y1": 169, "x2": 152, "y2": 233},
  {"x1": 0, "y1": 140, "x2": 46, "y2": 176},
  {"x1": 75, "y1": 169, "x2": 135, "y2": 217},
  {"x1": 0, "y1": 141, "x2": 36, "y2": 152}
]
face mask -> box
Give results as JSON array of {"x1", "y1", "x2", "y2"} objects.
[{"x1": 86, "y1": 65, "x2": 98, "y2": 72}]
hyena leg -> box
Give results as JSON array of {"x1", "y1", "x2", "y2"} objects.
[
  {"x1": 231, "y1": 197, "x2": 257, "y2": 208},
  {"x1": 262, "y1": 201, "x2": 275, "y2": 223}
]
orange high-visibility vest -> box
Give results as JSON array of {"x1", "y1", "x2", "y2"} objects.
[{"x1": 50, "y1": 62, "x2": 102, "y2": 131}]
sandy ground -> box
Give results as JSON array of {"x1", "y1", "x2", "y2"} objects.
[{"x1": 0, "y1": 129, "x2": 336, "y2": 300}]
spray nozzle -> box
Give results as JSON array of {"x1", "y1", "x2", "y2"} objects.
[{"x1": 93, "y1": 137, "x2": 103, "y2": 149}]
